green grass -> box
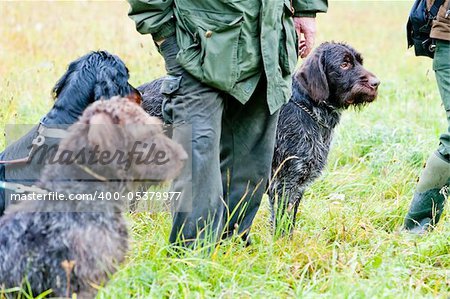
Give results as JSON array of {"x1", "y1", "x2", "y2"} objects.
[{"x1": 1, "y1": 1, "x2": 450, "y2": 298}]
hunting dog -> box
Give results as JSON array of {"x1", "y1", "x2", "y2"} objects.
[
  {"x1": 0, "y1": 51, "x2": 141, "y2": 216},
  {"x1": 0, "y1": 98, "x2": 186, "y2": 298},
  {"x1": 269, "y1": 42, "x2": 379, "y2": 234},
  {"x1": 138, "y1": 42, "x2": 380, "y2": 235}
]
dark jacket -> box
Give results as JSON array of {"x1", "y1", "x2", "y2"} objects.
[{"x1": 127, "y1": 0, "x2": 328, "y2": 114}]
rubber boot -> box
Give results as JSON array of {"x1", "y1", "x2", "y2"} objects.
[{"x1": 404, "y1": 152, "x2": 450, "y2": 234}]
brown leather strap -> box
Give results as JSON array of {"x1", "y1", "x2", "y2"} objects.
[{"x1": 0, "y1": 157, "x2": 30, "y2": 165}]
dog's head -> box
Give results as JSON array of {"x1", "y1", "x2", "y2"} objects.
[
  {"x1": 296, "y1": 42, "x2": 380, "y2": 108},
  {"x1": 54, "y1": 97, "x2": 187, "y2": 186},
  {"x1": 52, "y1": 51, "x2": 141, "y2": 108}
]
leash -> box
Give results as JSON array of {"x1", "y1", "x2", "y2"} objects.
[
  {"x1": 0, "y1": 123, "x2": 69, "y2": 165},
  {"x1": 0, "y1": 157, "x2": 29, "y2": 165},
  {"x1": 292, "y1": 101, "x2": 329, "y2": 128},
  {"x1": 75, "y1": 163, "x2": 109, "y2": 182}
]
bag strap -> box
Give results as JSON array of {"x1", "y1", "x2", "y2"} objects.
[{"x1": 429, "y1": 0, "x2": 445, "y2": 18}]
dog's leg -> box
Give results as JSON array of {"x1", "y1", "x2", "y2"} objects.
[
  {"x1": 288, "y1": 195, "x2": 302, "y2": 236},
  {"x1": 269, "y1": 189, "x2": 276, "y2": 228},
  {"x1": 272, "y1": 185, "x2": 291, "y2": 237},
  {"x1": 273, "y1": 186, "x2": 304, "y2": 238},
  {"x1": 128, "y1": 184, "x2": 147, "y2": 213}
]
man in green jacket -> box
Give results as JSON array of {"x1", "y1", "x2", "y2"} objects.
[
  {"x1": 405, "y1": 0, "x2": 450, "y2": 233},
  {"x1": 128, "y1": 0, "x2": 327, "y2": 246}
]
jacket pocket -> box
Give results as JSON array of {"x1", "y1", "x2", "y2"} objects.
[
  {"x1": 160, "y1": 75, "x2": 182, "y2": 96},
  {"x1": 160, "y1": 75, "x2": 182, "y2": 124},
  {"x1": 279, "y1": 1, "x2": 298, "y2": 77},
  {"x1": 176, "y1": 9, "x2": 243, "y2": 91}
]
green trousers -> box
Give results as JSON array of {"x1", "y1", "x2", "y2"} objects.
[
  {"x1": 158, "y1": 36, "x2": 279, "y2": 246},
  {"x1": 404, "y1": 40, "x2": 450, "y2": 231},
  {"x1": 434, "y1": 40, "x2": 450, "y2": 159}
]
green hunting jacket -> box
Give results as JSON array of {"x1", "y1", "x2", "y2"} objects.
[{"x1": 128, "y1": 0, "x2": 328, "y2": 114}]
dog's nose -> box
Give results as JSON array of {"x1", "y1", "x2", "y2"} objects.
[{"x1": 369, "y1": 77, "x2": 380, "y2": 89}]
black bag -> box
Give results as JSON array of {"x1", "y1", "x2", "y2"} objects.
[{"x1": 407, "y1": 0, "x2": 445, "y2": 58}]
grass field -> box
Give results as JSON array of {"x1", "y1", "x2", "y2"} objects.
[{"x1": 1, "y1": 1, "x2": 450, "y2": 298}]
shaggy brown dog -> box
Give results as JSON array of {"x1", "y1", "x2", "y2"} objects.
[{"x1": 0, "y1": 98, "x2": 186, "y2": 298}]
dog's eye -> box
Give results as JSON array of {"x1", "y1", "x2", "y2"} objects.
[{"x1": 340, "y1": 62, "x2": 352, "y2": 70}]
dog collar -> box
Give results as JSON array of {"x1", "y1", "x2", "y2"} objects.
[
  {"x1": 292, "y1": 101, "x2": 329, "y2": 129},
  {"x1": 32, "y1": 123, "x2": 70, "y2": 148},
  {"x1": 37, "y1": 123, "x2": 69, "y2": 139},
  {"x1": 0, "y1": 123, "x2": 70, "y2": 165}
]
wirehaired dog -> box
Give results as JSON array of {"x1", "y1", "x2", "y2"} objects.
[
  {"x1": 0, "y1": 51, "x2": 142, "y2": 216},
  {"x1": 138, "y1": 42, "x2": 380, "y2": 236},
  {"x1": 269, "y1": 42, "x2": 379, "y2": 234},
  {"x1": 0, "y1": 98, "x2": 186, "y2": 298},
  {"x1": 139, "y1": 79, "x2": 164, "y2": 120}
]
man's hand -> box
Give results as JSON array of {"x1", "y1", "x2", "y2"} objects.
[{"x1": 294, "y1": 17, "x2": 317, "y2": 58}]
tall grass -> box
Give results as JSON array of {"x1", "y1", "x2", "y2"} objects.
[{"x1": 1, "y1": 1, "x2": 449, "y2": 298}]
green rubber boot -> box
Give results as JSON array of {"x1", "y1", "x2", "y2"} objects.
[{"x1": 404, "y1": 152, "x2": 450, "y2": 234}]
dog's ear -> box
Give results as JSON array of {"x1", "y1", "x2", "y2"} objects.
[
  {"x1": 297, "y1": 50, "x2": 329, "y2": 102},
  {"x1": 94, "y1": 65, "x2": 130, "y2": 101},
  {"x1": 52, "y1": 62, "x2": 76, "y2": 100},
  {"x1": 87, "y1": 112, "x2": 124, "y2": 151}
]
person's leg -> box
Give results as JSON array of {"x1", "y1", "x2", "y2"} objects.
[
  {"x1": 404, "y1": 40, "x2": 450, "y2": 233},
  {"x1": 435, "y1": 40, "x2": 450, "y2": 160},
  {"x1": 220, "y1": 77, "x2": 280, "y2": 243},
  {"x1": 158, "y1": 36, "x2": 225, "y2": 246}
]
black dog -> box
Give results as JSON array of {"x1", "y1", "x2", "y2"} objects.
[
  {"x1": 0, "y1": 51, "x2": 141, "y2": 215},
  {"x1": 269, "y1": 42, "x2": 379, "y2": 234},
  {"x1": 0, "y1": 98, "x2": 186, "y2": 298},
  {"x1": 138, "y1": 42, "x2": 380, "y2": 235}
]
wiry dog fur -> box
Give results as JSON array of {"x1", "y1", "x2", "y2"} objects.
[
  {"x1": 0, "y1": 98, "x2": 186, "y2": 298},
  {"x1": 269, "y1": 42, "x2": 379, "y2": 234},
  {"x1": 0, "y1": 51, "x2": 141, "y2": 216},
  {"x1": 138, "y1": 42, "x2": 380, "y2": 236},
  {"x1": 139, "y1": 79, "x2": 164, "y2": 119}
]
